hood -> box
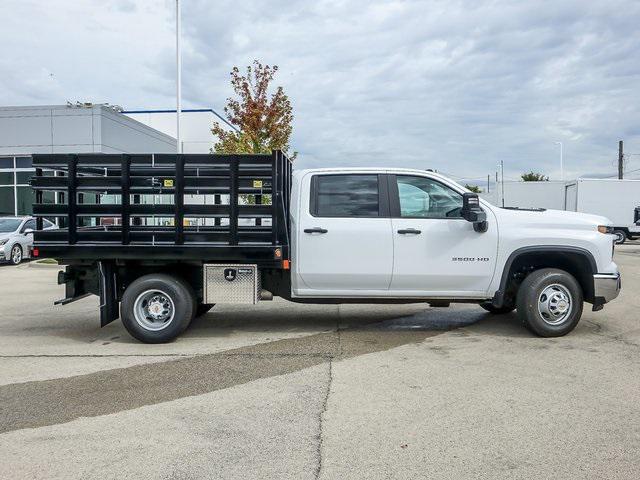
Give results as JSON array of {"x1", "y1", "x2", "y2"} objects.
[
  {"x1": 491, "y1": 206, "x2": 611, "y2": 230},
  {"x1": 0, "y1": 234, "x2": 13, "y2": 244}
]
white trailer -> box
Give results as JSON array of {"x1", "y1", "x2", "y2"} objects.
[
  {"x1": 565, "y1": 179, "x2": 640, "y2": 244},
  {"x1": 480, "y1": 181, "x2": 566, "y2": 210}
]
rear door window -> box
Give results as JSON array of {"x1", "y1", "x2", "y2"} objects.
[{"x1": 311, "y1": 175, "x2": 380, "y2": 217}]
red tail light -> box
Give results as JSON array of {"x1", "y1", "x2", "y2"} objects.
[{"x1": 32, "y1": 248, "x2": 39, "y2": 257}]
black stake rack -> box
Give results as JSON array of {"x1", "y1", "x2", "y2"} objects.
[{"x1": 30, "y1": 150, "x2": 292, "y2": 266}]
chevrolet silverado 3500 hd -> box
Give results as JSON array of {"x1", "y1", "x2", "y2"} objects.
[{"x1": 30, "y1": 151, "x2": 621, "y2": 343}]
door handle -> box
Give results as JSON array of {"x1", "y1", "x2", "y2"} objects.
[
  {"x1": 304, "y1": 227, "x2": 328, "y2": 234},
  {"x1": 397, "y1": 228, "x2": 421, "y2": 234}
]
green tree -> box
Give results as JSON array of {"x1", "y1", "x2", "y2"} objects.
[
  {"x1": 464, "y1": 184, "x2": 482, "y2": 193},
  {"x1": 521, "y1": 171, "x2": 549, "y2": 181},
  {"x1": 212, "y1": 60, "x2": 296, "y2": 160}
]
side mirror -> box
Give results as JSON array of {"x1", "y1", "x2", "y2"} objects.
[
  {"x1": 461, "y1": 193, "x2": 488, "y2": 233},
  {"x1": 24, "y1": 228, "x2": 34, "y2": 235}
]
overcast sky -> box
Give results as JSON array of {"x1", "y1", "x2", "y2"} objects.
[{"x1": 1, "y1": 0, "x2": 640, "y2": 182}]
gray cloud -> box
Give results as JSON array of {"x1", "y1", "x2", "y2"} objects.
[{"x1": 1, "y1": 0, "x2": 639, "y2": 180}]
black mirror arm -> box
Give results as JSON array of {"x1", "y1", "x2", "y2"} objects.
[{"x1": 473, "y1": 219, "x2": 488, "y2": 233}]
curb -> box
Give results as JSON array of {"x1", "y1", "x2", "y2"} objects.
[{"x1": 27, "y1": 260, "x2": 62, "y2": 269}]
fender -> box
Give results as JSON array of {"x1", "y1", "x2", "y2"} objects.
[{"x1": 492, "y1": 245, "x2": 597, "y2": 307}]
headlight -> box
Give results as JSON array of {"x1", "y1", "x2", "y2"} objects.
[
  {"x1": 0, "y1": 239, "x2": 7, "y2": 246},
  {"x1": 598, "y1": 225, "x2": 614, "y2": 234}
]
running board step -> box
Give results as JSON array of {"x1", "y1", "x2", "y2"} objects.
[{"x1": 55, "y1": 293, "x2": 91, "y2": 305}]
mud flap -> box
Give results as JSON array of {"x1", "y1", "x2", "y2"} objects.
[{"x1": 98, "y1": 261, "x2": 119, "y2": 327}]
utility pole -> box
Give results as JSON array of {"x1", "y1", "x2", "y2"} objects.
[
  {"x1": 176, "y1": 0, "x2": 182, "y2": 154},
  {"x1": 487, "y1": 174, "x2": 490, "y2": 193},
  {"x1": 554, "y1": 141, "x2": 563, "y2": 180},
  {"x1": 500, "y1": 161, "x2": 505, "y2": 207},
  {"x1": 618, "y1": 140, "x2": 624, "y2": 179}
]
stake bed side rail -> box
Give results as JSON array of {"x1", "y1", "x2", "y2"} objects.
[{"x1": 30, "y1": 150, "x2": 292, "y2": 266}]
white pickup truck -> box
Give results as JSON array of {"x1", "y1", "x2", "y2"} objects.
[{"x1": 32, "y1": 152, "x2": 621, "y2": 343}]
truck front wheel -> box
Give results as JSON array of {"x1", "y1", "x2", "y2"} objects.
[
  {"x1": 121, "y1": 274, "x2": 196, "y2": 343},
  {"x1": 613, "y1": 229, "x2": 626, "y2": 245},
  {"x1": 516, "y1": 268, "x2": 583, "y2": 337}
]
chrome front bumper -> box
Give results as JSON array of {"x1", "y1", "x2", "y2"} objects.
[{"x1": 593, "y1": 272, "x2": 621, "y2": 304}]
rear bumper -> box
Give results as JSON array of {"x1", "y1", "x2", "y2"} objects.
[{"x1": 593, "y1": 272, "x2": 621, "y2": 304}]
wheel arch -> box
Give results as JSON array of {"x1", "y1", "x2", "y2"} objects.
[{"x1": 493, "y1": 246, "x2": 597, "y2": 307}]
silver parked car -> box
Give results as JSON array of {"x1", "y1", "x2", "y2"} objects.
[{"x1": 0, "y1": 216, "x2": 57, "y2": 265}]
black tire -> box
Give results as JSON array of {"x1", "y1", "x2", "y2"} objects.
[
  {"x1": 195, "y1": 303, "x2": 215, "y2": 317},
  {"x1": 480, "y1": 302, "x2": 515, "y2": 314},
  {"x1": 516, "y1": 268, "x2": 583, "y2": 337},
  {"x1": 613, "y1": 230, "x2": 626, "y2": 245},
  {"x1": 9, "y1": 244, "x2": 23, "y2": 265},
  {"x1": 121, "y1": 274, "x2": 196, "y2": 343}
]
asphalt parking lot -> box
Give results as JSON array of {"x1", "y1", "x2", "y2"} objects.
[{"x1": 0, "y1": 247, "x2": 639, "y2": 480}]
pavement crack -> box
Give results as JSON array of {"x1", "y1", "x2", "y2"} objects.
[
  {"x1": 315, "y1": 358, "x2": 333, "y2": 480},
  {"x1": 0, "y1": 327, "x2": 444, "y2": 434}
]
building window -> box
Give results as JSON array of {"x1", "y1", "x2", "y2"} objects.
[
  {"x1": 16, "y1": 187, "x2": 35, "y2": 215},
  {"x1": 16, "y1": 171, "x2": 33, "y2": 185},
  {"x1": 0, "y1": 188, "x2": 14, "y2": 215},
  {"x1": 15, "y1": 157, "x2": 32, "y2": 168},
  {"x1": 0, "y1": 172, "x2": 13, "y2": 186}
]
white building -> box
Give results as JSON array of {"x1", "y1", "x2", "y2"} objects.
[
  {"x1": 0, "y1": 104, "x2": 233, "y2": 225},
  {"x1": 0, "y1": 104, "x2": 177, "y2": 216},
  {"x1": 480, "y1": 179, "x2": 640, "y2": 238},
  {"x1": 124, "y1": 108, "x2": 231, "y2": 154},
  {"x1": 0, "y1": 104, "x2": 176, "y2": 156},
  {"x1": 480, "y1": 181, "x2": 568, "y2": 210}
]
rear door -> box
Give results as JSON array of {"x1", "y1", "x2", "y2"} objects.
[
  {"x1": 294, "y1": 173, "x2": 393, "y2": 296},
  {"x1": 388, "y1": 174, "x2": 498, "y2": 297}
]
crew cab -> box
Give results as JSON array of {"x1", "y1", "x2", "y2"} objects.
[{"x1": 30, "y1": 151, "x2": 621, "y2": 343}]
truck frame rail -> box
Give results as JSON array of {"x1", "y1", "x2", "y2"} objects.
[{"x1": 30, "y1": 150, "x2": 292, "y2": 266}]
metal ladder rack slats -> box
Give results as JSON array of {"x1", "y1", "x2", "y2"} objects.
[{"x1": 30, "y1": 151, "x2": 292, "y2": 262}]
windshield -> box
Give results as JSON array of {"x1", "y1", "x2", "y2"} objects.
[{"x1": 0, "y1": 219, "x2": 22, "y2": 233}]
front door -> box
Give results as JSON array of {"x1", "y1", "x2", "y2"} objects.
[
  {"x1": 294, "y1": 173, "x2": 393, "y2": 296},
  {"x1": 388, "y1": 174, "x2": 498, "y2": 297}
]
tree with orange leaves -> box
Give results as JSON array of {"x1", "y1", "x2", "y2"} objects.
[{"x1": 212, "y1": 60, "x2": 296, "y2": 160}]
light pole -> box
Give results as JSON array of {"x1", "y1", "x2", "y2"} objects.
[
  {"x1": 554, "y1": 141, "x2": 563, "y2": 180},
  {"x1": 176, "y1": 0, "x2": 182, "y2": 154}
]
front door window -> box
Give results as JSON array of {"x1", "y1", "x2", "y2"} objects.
[{"x1": 396, "y1": 176, "x2": 463, "y2": 219}]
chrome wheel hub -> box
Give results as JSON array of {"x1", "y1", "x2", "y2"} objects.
[
  {"x1": 11, "y1": 246, "x2": 21, "y2": 264},
  {"x1": 133, "y1": 290, "x2": 175, "y2": 331},
  {"x1": 538, "y1": 284, "x2": 573, "y2": 325}
]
